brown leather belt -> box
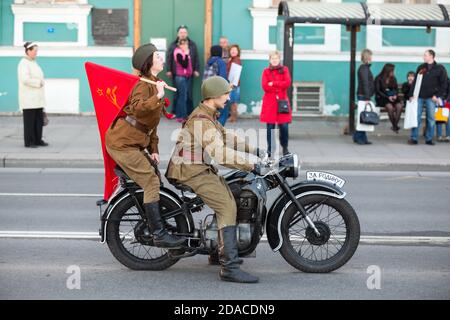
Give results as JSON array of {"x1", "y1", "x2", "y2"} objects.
[{"x1": 124, "y1": 115, "x2": 152, "y2": 135}]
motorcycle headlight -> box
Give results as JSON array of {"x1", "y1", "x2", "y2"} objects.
[{"x1": 279, "y1": 153, "x2": 299, "y2": 178}]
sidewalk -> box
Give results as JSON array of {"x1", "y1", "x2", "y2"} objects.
[{"x1": 1, "y1": 115, "x2": 449, "y2": 171}]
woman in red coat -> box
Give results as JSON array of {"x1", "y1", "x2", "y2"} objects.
[{"x1": 260, "y1": 51, "x2": 292, "y2": 156}]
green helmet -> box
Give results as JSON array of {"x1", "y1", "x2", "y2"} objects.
[
  {"x1": 201, "y1": 76, "x2": 232, "y2": 100},
  {"x1": 132, "y1": 43, "x2": 157, "y2": 71}
]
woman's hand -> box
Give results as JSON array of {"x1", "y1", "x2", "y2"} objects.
[
  {"x1": 156, "y1": 81, "x2": 166, "y2": 99},
  {"x1": 150, "y1": 153, "x2": 160, "y2": 165}
]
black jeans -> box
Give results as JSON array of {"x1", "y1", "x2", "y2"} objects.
[
  {"x1": 23, "y1": 108, "x2": 43, "y2": 146},
  {"x1": 267, "y1": 123, "x2": 289, "y2": 154}
]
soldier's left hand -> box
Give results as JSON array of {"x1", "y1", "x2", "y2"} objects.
[{"x1": 150, "y1": 153, "x2": 160, "y2": 165}]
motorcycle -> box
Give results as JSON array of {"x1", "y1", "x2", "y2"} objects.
[{"x1": 97, "y1": 153, "x2": 360, "y2": 273}]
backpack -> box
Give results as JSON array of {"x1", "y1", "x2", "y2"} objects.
[{"x1": 203, "y1": 61, "x2": 219, "y2": 81}]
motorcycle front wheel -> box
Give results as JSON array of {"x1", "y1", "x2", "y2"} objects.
[
  {"x1": 279, "y1": 194, "x2": 360, "y2": 273},
  {"x1": 106, "y1": 192, "x2": 190, "y2": 270}
]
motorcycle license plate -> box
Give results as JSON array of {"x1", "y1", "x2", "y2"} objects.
[{"x1": 306, "y1": 171, "x2": 346, "y2": 188}]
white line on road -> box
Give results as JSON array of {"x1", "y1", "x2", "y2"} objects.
[
  {"x1": 0, "y1": 193, "x2": 103, "y2": 197},
  {"x1": 1, "y1": 231, "x2": 449, "y2": 246}
]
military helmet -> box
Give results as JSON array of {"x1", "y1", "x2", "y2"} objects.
[
  {"x1": 132, "y1": 43, "x2": 157, "y2": 71},
  {"x1": 201, "y1": 76, "x2": 232, "y2": 100}
]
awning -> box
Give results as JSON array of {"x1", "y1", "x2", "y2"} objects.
[{"x1": 278, "y1": 2, "x2": 450, "y2": 27}]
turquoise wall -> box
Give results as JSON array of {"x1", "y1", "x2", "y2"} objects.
[
  {"x1": 0, "y1": 0, "x2": 14, "y2": 45},
  {"x1": 0, "y1": 57, "x2": 132, "y2": 113},
  {"x1": 212, "y1": 0, "x2": 253, "y2": 49},
  {"x1": 24, "y1": 22, "x2": 78, "y2": 43},
  {"x1": 0, "y1": 0, "x2": 133, "y2": 46}
]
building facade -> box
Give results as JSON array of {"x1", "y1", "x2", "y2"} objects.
[{"x1": 1, "y1": 0, "x2": 449, "y2": 116}]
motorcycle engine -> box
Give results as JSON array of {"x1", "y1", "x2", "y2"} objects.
[{"x1": 203, "y1": 182, "x2": 258, "y2": 251}]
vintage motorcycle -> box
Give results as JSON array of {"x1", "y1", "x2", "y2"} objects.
[{"x1": 97, "y1": 153, "x2": 360, "y2": 273}]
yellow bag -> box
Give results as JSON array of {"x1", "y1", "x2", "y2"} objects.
[{"x1": 435, "y1": 106, "x2": 449, "y2": 123}]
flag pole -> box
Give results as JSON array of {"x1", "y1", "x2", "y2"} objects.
[{"x1": 139, "y1": 77, "x2": 177, "y2": 92}]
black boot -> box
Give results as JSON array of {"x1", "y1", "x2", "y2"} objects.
[
  {"x1": 208, "y1": 249, "x2": 243, "y2": 265},
  {"x1": 218, "y1": 226, "x2": 259, "y2": 283},
  {"x1": 144, "y1": 202, "x2": 186, "y2": 248},
  {"x1": 282, "y1": 146, "x2": 290, "y2": 155}
]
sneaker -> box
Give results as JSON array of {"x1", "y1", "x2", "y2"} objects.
[
  {"x1": 445, "y1": 136, "x2": 450, "y2": 142},
  {"x1": 365, "y1": 141, "x2": 373, "y2": 145},
  {"x1": 408, "y1": 139, "x2": 418, "y2": 145},
  {"x1": 438, "y1": 136, "x2": 445, "y2": 142},
  {"x1": 425, "y1": 140, "x2": 435, "y2": 146}
]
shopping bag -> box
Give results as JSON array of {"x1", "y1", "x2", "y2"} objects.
[
  {"x1": 435, "y1": 105, "x2": 449, "y2": 123},
  {"x1": 404, "y1": 99, "x2": 418, "y2": 129}
]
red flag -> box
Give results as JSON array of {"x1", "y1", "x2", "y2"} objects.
[{"x1": 85, "y1": 62, "x2": 139, "y2": 200}]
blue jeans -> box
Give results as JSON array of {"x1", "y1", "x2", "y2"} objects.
[
  {"x1": 267, "y1": 123, "x2": 289, "y2": 155},
  {"x1": 353, "y1": 96, "x2": 368, "y2": 144},
  {"x1": 411, "y1": 98, "x2": 436, "y2": 142},
  {"x1": 218, "y1": 100, "x2": 231, "y2": 126},
  {"x1": 174, "y1": 76, "x2": 193, "y2": 119},
  {"x1": 437, "y1": 120, "x2": 450, "y2": 137}
]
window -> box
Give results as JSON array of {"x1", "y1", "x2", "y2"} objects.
[{"x1": 292, "y1": 82, "x2": 324, "y2": 115}]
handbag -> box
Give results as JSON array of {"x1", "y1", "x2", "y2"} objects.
[
  {"x1": 360, "y1": 103, "x2": 379, "y2": 125},
  {"x1": 277, "y1": 97, "x2": 290, "y2": 114}
]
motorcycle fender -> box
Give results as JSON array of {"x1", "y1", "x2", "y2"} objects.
[
  {"x1": 265, "y1": 181, "x2": 346, "y2": 252},
  {"x1": 99, "y1": 187, "x2": 183, "y2": 244}
]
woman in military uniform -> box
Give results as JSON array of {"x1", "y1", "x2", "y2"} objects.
[{"x1": 105, "y1": 43, "x2": 185, "y2": 248}]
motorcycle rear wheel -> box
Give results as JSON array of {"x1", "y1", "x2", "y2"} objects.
[{"x1": 106, "y1": 192, "x2": 190, "y2": 270}]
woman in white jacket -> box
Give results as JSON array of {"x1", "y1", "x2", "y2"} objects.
[{"x1": 18, "y1": 42, "x2": 48, "y2": 148}]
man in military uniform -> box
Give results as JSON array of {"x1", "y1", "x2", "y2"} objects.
[{"x1": 166, "y1": 76, "x2": 268, "y2": 283}]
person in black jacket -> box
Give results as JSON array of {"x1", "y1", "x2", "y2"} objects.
[
  {"x1": 407, "y1": 50, "x2": 448, "y2": 145},
  {"x1": 353, "y1": 49, "x2": 374, "y2": 145},
  {"x1": 375, "y1": 63, "x2": 402, "y2": 133},
  {"x1": 166, "y1": 25, "x2": 200, "y2": 117}
]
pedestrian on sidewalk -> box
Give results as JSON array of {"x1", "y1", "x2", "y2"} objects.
[
  {"x1": 353, "y1": 49, "x2": 374, "y2": 145},
  {"x1": 203, "y1": 45, "x2": 229, "y2": 126},
  {"x1": 173, "y1": 39, "x2": 193, "y2": 123},
  {"x1": 408, "y1": 49, "x2": 448, "y2": 146},
  {"x1": 219, "y1": 36, "x2": 230, "y2": 65},
  {"x1": 260, "y1": 51, "x2": 292, "y2": 157},
  {"x1": 375, "y1": 63, "x2": 402, "y2": 133},
  {"x1": 436, "y1": 77, "x2": 450, "y2": 142},
  {"x1": 17, "y1": 42, "x2": 49, "y2": 148},
  {"x1": 105, "y1": 43, "x2": 185, "y2": 249},
  {"x1": 166, "y1": 25, "x2": 200, "y2": 117},
  {"x1": 227, "y1": 44, "x2": 242, "y2": 123}
]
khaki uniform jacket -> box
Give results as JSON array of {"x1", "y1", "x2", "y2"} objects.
[
  {"x1": 105, "y1": 75, "x2": 165, "y2": 154},
  {"x1": 166, "y1": 103, "x2": 256, "y2": 182}
]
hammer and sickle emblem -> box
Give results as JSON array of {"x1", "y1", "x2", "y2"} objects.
[{"x1": 106, "y1": 86, "x2": 120, "y2": 110}]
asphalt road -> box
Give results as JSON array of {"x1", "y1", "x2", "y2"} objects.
[{"x1": 0, "y1": 168, "x2": 449, "y2": 299}]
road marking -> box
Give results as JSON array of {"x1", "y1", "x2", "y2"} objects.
[
  {"x1": 0, "y1": 193, "x2": 102, "y2": 198},
  {"x1": 1, "y1": 231, "x2": 449, "y2": 246}
]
